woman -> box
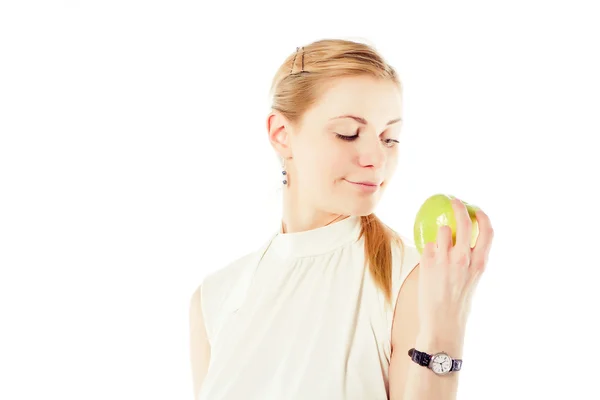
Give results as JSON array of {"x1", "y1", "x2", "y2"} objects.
[{"x1": 189, "y1": 38, "x2": 494, "y2": 400}]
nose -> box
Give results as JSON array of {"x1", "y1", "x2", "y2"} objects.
[{"x1": 357, "y1": 135, "x2": 386, "y2": 169}]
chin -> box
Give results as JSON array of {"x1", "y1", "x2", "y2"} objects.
[
  {"x1": 341, "y1": 197, "x2": 380, "y2": 216},
  {"x1": 322, "y1": 183, "x2": 384, "y2": 216}
]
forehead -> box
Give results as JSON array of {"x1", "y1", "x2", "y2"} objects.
[{"x1": 308, "y1": 76, "x2": 402, "y2": 126}]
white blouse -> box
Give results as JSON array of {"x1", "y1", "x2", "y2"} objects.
[{"x1": 198, "y1": 215, "x2": 420, "y2": 400}]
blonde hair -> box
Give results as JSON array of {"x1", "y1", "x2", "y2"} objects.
[{"x1": 269, "y1": 38, "x2": 405, "y2": 307}]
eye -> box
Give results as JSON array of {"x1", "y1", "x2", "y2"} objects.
[
  {"x1": 383, "y1": 138, "x2": 400, "y2": 148},
  {"x1": 335, "y1": 128, "x2": 360, "y2": 141}
]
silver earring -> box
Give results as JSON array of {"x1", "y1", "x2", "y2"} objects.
[{"x1": 282, "y1": 159, "x2": 288, "y2": 185}]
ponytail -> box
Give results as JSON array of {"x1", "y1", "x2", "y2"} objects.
[{"x1": 360, "y1": 214, "x2": 404, "y2": 308}]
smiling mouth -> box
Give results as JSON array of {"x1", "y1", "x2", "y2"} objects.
[
  {"x1": 344, "y1": 179, "x2": 381, "y2": 187},
  {"x1": 343, "y1": 179, "x2": 384, "y2": 193}
]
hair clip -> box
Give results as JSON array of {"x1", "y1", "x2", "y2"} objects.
[{"x1": 289, "y1": 46, "x2": 305, "y2": 75}]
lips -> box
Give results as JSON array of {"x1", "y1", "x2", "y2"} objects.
[{"x1": 346, "y1": 180, "x2": 381, "y2": 186}]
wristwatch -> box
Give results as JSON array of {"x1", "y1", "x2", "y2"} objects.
[{"x1": 408, "y1": 348, "x2": 462, "y2": 375}]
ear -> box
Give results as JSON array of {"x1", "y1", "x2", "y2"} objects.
[{"x1": 266, "y1": 110, "x2": 293, "y2": 159}]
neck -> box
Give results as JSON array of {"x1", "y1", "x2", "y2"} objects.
[{"x1": 281, "y1": 186, "x2": 349, "y2": 233}]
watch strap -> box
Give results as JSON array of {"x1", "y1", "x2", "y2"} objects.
[
  {"x1": 451, "y1": 358, "x2": 462, "y2": 371},
  {"x1": 408, "y1": 348, "x2": 431, "y2": 367},
  {"x1": 408, "y1": 348, "x2": 463, "y2": 372}
]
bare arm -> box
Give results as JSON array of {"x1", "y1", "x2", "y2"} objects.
[
  {"x1": 189, "y1": 285, "x2": 211, "y2": 400},
  {"x1": 389, "y1": 264, "x2": 465, "y2": 400}
]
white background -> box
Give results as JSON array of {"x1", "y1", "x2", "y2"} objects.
[{"x1": 1, "y1": 1, "x2": 598, "y2": 399}]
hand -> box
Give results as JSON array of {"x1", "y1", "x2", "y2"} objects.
[{"x1": 417, "y1": 197, "x2": 495, "y2": 335}]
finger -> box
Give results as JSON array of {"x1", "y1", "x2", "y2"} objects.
[
  {"x1": 436, "y1": 224, "x2": 452, "y2": 253},
  {"x1": 471, "y1": 208, "x2": 494, "y2": 262},
  {"x1": 422, "y1": 241, "x2": 436, "y2": 260},
  {"x1": 452, "y1": 197, "x2": 472, "y2": 251},
  {"x1": 470, "y1": 248, "x2": 489, "y2": 273}
]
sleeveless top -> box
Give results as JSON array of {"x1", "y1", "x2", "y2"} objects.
[{"x1": 197, "y1": 215, "x2": 420, "y2": 400}]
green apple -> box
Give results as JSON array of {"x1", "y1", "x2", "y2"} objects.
[{"x1": 413, "y1": 194, "x2": 480, "y2": 255}]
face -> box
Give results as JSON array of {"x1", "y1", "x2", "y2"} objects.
[{"x1": 269, "y1": 75, "x2": 403, "y2": 216}]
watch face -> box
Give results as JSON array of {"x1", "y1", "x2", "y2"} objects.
[{"x1": 430, "y1": 352, "x2": 452, "y2": 375}]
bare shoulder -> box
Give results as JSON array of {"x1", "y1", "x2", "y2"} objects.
[
  {"x1": 388, "y1": 237, "x2": 421, "y2": 398},
  {"x1": 387, "y1": 232, "x2": 421, "y2": 353},
  {"x1": 388, "y1": 232, "x2": 420, "y2": 298},
  {"x1": 390, "y1": 260, "x2": 420, "y2": 349}
]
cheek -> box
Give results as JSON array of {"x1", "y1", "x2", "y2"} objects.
[
  {"x1": 303, "y1": 144, "x2": 347, "y2": 179},
  {"x1": 317, "y1": 151, "x2": 347, "y2": 181},
  {"x1": 385, "y1": 152, "x2": 399, "y2": 176}
]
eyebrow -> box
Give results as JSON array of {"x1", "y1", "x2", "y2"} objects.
[{"x1": 329, "y1": 114, "x2": 403, "y2": 126}]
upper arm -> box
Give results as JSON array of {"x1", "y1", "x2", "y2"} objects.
[
  {"x1": 189, "y1": 284, "x2": 211, "y2": 400},
  {"x1": 389, "y1": 262, "x2": 421, "y2": 400}
]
